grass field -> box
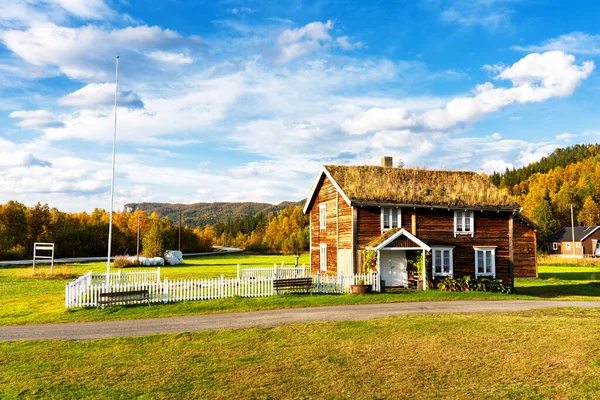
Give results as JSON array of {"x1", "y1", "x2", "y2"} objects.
[
  {"x1": 2, "y1": 308, "x2": 600, "y2": 399},
  {"x1": 2, "y1": 253, "x2": 600, "y2": 326}
]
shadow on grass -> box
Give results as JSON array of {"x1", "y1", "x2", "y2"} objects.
[{"x1": 516, "y1": 282, "x2": 600, "y2": 298}]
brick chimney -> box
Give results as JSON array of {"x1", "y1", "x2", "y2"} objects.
[{"x1": 381, "y1": 156, "x2": 393, "y2": 168}]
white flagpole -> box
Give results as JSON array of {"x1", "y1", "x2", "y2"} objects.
[{"x1": 107, "y1": 55, "x2": 119, "y2": 281}]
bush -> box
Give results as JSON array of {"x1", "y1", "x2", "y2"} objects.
[
  {"x1": 435, "y1": 276, "x2": 513, "y2": 294},
  {"x1": 113, "y1": 255, "x2": 139, "y2": 268}
]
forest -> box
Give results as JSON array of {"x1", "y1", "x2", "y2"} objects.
[
  {"x1": 490, "y1": 144, "x2": 600, "y2": 243},
  {"x1": 0, "y1": 201, "x2": 308, "y2": 260}
]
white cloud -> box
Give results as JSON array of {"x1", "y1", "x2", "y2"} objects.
[
  {"x1": 59, "y1": 83, "x2": 145, "y2": 109},
  {"x1": 276, "y1": 20, "x2": 334, "y2": 63},
  {"x1": 9, "y1": 110, "x2": 64, "y2": 129},
  {"x1": 342, "y1": 51, "x2": 594, "y2": 134},
  {"x1": 229, "y1": 7, "x2": 258, "y2": 15},
  {"x1": 48, "y1": 0, "x2": 113, "y2": 20},
  {"x1": 556, "y1": 133, "x2": 576, "y2": 141},
  {"x1": 336, "y1": 36, "x2": 363, "y2": 51},
  {"x1": 0, "y1": 22, "x2": 188, "y2": 81},
  {"x1": 435, "y1": 0, "x2": 516, "y2": 30},
  {"x1": 147, "y1": 51, "x2": 193, "y2": 65},
  {"x1": 514, "y1": 32, "x2": 600, "y2": 55}
]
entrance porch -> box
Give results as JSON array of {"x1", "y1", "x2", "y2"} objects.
[{"x1": 367, "y1": 229, "x2": 431, "y2": 290}]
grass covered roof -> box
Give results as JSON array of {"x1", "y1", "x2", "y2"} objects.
[{"x1": 325, "y1": 165, "x2": 518, "y2": 208}]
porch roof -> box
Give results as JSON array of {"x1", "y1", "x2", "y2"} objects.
[{"x1": 366, "y1": 228, "x2": 431, "y2": 252}]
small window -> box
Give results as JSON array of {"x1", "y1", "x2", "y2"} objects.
[
  {"x1": 566, "y1": 242, "x2": 571, "y2": 251},
  {"x1": 474, "y1": 247, "x2": 495, "y2": 278},
  {"x1": 381, "y1": 207, "x2": 401, "y2": 231},
  {"x1": 454, "y1": 210, "x2": 474, "y2": 237},
  {"x1": 576, "y1": 242, "x2": 581, "y2": 248},
  {"x1": 319, "y1": 204, "x2": 326, "y2": 230},
  {"x1": 319, "y1": 244, "x2": 327, "y2": 271},
  {"x1": 432, "y1": 247, "x2": 453, "y2": 277},
  {"x1": 552, "y1": 242, "x2": 558, "y2": 251}
]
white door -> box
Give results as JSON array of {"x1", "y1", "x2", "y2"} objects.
[
  {"x1": 380, "y1": 250, "x2": 407, "y2": 287},
  {"x1": 595, "y1": 240, "x2": 600, "y2": 256}
]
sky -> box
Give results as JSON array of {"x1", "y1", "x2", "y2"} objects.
[{"x1": 1, "y1": 0, "x2": 600, "y2": 212}]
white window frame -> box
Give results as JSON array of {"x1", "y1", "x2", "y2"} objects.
[
  {"x1": 474, "y1": 247, "x2": 496, "y2": 278},
  {"x1": 552, "y1": 242, "x2": 558, "y2": 251},
  {"x1": 566, "y1": 242, "x2": 571, "y2": 251},
  {"x1": 319, "y1": 244, "x2": 327, "y2": 272},
  {"x1": 431, "y1": 247, "x2": 454, "y2": 278},
  {"x1": 454, "y1": 210, "x2": 474, "y2": 237},
  {"x1": 380, "y1": 207, "x2": 401, "y2": 232},
  {"x1": 319, "y1": 204, "x2": 326, "y2": 230},
  {"x1": 576, "y1": 242, "x2": 581, "y2": 248}
]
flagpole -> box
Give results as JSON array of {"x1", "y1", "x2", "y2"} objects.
[{"x1": 107, "y1": 55, "x2": 119, "y2": 281}]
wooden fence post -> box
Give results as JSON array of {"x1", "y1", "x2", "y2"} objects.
[
  {"x1": 237, "y1": 264, "x2": 240, "y2": 279},
  {"x1": 163, "y1": 277, "x2": 168, "y2": 303}
]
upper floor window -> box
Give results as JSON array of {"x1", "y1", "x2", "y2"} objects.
[
  {"x1": 552, "y1": 242, "x2": 558, "y2": 251},
  {"x1": 474, "y1": 247, "x2": 495, "y2": 278},
  {"x1": 432, "y1": 247, "x2": 453, "y2": 278},
  {"x1": 381, "y1": 207, "x2": 401, "y2": 231},
  {"x1": 454, "y1": 210, "x2": 474, "y2": 237},
  {"x1": 566, "y1": 242, "x2": 571, "y2": 251},
  {"x1": 319, "y1": 204, "x2": 326, "y2": 230}
]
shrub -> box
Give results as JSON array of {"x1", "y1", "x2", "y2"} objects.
[
  {"x1": 435, "y1": 276, "x2": 513, "y2": 294},
  {"x1": 356, "y1": 279, "x2": 364, "y2": 285},
  {"x1": 364, "y1": 250, "x2": 377, "y2": 273},
  {"x1": 113, "y1": 255, "x2": 139, "y2": 268}
]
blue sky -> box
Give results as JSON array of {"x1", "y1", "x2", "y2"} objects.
[{"x1": 1, "y1": 0, "x2": 600, "y2": 211}]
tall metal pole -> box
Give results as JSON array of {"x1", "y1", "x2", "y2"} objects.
[
  {"x1": 106, "y1": 55, "x2": 119, "y2": 280},
  {"x1": 179, "y1": 209, "x2": 182, "y2": 251},
  {"x1": 136, "y1": 213, "x2": 140, "y2": 263},
  {"x1": 571, "y1": 204, "x2": 576, "y2": 258}
]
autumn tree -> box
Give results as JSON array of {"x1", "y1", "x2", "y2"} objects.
[{"x1": 578, "y1": 196, "x2": 600, "y2": 226}]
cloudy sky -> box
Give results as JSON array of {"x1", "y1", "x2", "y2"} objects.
[{"x1": 1, "y1": 0, "x2": 600, "y2": 211}]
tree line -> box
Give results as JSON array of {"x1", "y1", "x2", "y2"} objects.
[{"x1": 0, "y1": 201, "x2": 308, "y2": 261}]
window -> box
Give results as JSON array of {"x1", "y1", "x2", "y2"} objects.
[
  {"x1": 319, "y1": 204, "x2": 326, "y2": 230},
  {"x1": 552, "y1": 242, "x2": 558, "y2": 251},
  {"x1": 576, "y1": 242, "x2": 581, "y2": 248},
  {"x1": 474, "y1": 247, "x2": 495, "y2": 278},
  {"x1": 454, "y1": 210, "x2": 474, "y2": 237},
  {"x1": 432, "y1": 247, "x2": 453, "y2": 277},
  {"x1": 381, "y1": 207, "x2": 401, "y2": 231},
  {"x1": 566, "y1": 242, "x2": 571, "y2": 251},
  {"x1": 319, "y1": 244, "x2": 327, "y2": 271}
]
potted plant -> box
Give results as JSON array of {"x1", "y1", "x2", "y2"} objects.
[{"x1": 350, "y1": 278, "x2": 372, "y2": 294}]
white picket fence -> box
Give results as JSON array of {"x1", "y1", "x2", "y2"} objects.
[
  {"x1": 65, "y1": 269, "x2": 161, "y2": 308},
  {"x1": 90, "y1": 268, "x2": 161, "y2": 285},
  {"x1": 65, "y1": 271, "x2": 381, "y2": 309},
  {"x1": 241, "y1": 263, "x2": 311, "y2": 279},
  {"x1": 313, "y1": 272, "x2": 381, "y2": 294}
]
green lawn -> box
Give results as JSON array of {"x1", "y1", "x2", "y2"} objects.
[
  {"x1": 2, "y1": 308, "x2": 600, "y2": 399},
  {"x1": 2, "y1": 254, "x2": 600, "y2": 326}
]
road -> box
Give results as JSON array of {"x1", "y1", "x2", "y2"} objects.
[
  {"x1": 1, "y1": 300, "x2": 599, "y2": 342},
  {"x1": 0, "y1": 246, "x2": 243, "y2": 266}
]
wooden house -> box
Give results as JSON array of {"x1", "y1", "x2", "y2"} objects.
[
  {"x1": 547, "y1": 226, "x2": 600, "y2": 257},
  {"x1": 303, "y1": 157, "x2": 538, "y2": 288}
]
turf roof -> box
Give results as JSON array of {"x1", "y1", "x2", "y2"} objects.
[{"x1": 325, "y1": 165, "x2": 518, "y2": 208}]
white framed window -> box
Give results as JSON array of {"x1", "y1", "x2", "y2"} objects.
[
  {"x1": 381, "y1": 207, "x2": 401, "y2": 232},
  {"x1": 432, "y1": 247, "x2": 453, "y2": 277},
  {"x1": 552, "y1": 242, "x2": 558, "y2": 251},
  {"x1": 474, "y1": 247, "x2": 495, "y2": 278},
  {"x1": 576, "y1": 242, "x2": 581, "y2": 248},
  {"x1": 319, "y1": 204, "x2": 326, "y2": 230},
  {"x1": 566, "y1": 242, "x2": 571, "y2": 251},
  {"x1": 319, "y1": 244, "x2": 327, "y2": 271},
  {"x1": 454, "y1": 210, "x2": 474, "y2": 237}
]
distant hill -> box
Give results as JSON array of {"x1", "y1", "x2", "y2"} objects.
[
  {"x1": 124, "y1": 201, "x2": 305, "y2": 227},
  {"x1": 489, "y1": 144, "x2": 600, "y2": 191}
]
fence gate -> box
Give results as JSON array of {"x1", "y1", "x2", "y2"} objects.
[{"x1": 33, "y1": 242, "x2": 55, "y2": 274}]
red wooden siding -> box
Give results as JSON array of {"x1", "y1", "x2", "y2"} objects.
[
  {"x1": 513, "y1": 217, "x2": 537, "y2": 278},
  {"x1": 310, "y1": 176, "x2": 353, "y2": 274}
]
